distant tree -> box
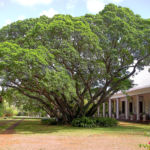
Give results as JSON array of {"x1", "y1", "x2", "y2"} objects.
[
  {"x1": 0, "y1": 4, "x2": 150, "y2": 123},
  {"x1": 3, "y1": 89, "x2": 48, "y2": 117},
  {"x1": 0, "y1": 99, "x2": 18, "y2": 117}
]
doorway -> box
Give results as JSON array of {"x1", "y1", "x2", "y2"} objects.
[
  {"x1": 129, "y1": 102, "x2": 133, "y2": 113},
  {"x1": 122, "y1": 101, "x2": 125, "y2": 114},
  {"x1": 139, "y1": 101, "x2": 143, "y2": 113}
]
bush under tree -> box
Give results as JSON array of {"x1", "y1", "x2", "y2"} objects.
[{"x1": 71, "y1": 117, "x2": 118, "y2": 128}]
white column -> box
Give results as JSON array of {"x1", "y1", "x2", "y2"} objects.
[
  {"x1": 103, "y1": 103, "x2": 105, "y2": 117},
  {"x1": 116, "y1": 98, "x2": 119, "y2": 119},
  {"x1": 136, "y1": 95, "x2": 140, "y2": 120},
  {"x1": 109, "y1": 99, "x2": 112, "y2": 118},
  {"x1": 125, "y1": 99, "x2": 129, "y2": 120},
  {"x1": 97, "y1": 105, "x2": 100, "y2": 117}
]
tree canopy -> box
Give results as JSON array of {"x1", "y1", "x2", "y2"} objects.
[{"x1": 0, "y1": 4, "x2": 150, "y2": 122}]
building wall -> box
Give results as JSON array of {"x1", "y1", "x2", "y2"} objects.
[
  {"x1": 116, "y1": 93, "x2": 150, "y2": 118},
  {"x1": 100, "y1": 91, "x2": 150, "y2": 120},
  {"x1": 143, "y1": 93, "x2": 150, "y2": 116},
  {"x1": 132, "y1": 93, "x2": 150, "y2": 115}
]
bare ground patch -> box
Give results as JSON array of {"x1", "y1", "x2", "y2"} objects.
[{"x1": 0, "y1": 133, "x2": 149, "y2": 150}]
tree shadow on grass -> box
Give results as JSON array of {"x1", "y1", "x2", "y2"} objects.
[
  {"x1": 1, "y1": 120, "x2": 150, "y2": 135},
  {"x1": 93, "y1": 122, "x2": 150, "y2": 136},
  {"x1": 0, "y1": 119, "x2": 21, "y2": 133},
  {"x1": 1, "y1": 119, "x2": 78, "y2": 135}
]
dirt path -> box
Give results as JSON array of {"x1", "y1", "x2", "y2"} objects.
[
  {"x1": 1, "y1": 119, "x2": 23, "y2": 134},
  {"x1": 0, "y1": 133, "x2": 149, "y2": 150}
]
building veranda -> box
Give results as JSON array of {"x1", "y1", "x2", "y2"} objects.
[{"x1": 98, "y1": 85, "x2": 150, "y2": 122}]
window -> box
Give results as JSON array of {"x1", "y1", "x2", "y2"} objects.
[
  {"x1": 129, "y1": 102, "x2": 133, "y2": 113},
  {"x1": 139, "y1": 101, "x2": 143, "y2": 113},
  {"x1": 139, "y1": 96, "x2": 143, "y2": 113},
  {"x1": 122, "y1": 101, "x2": 125, "y2": 113}
]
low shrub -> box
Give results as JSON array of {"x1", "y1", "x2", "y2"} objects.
[
  {"x1": 71, "y1": 117, "x2": 96, "y2": 128},
  {"x1": 71, "y1": 117, "x2": 118, "y2": 128},
  {"x1": 95, "y1": 117, "x2": 118, "y2": 127},
  {"x1": 139, "y1": 141, "x2": 150, "y2": 150},
  {"x1": 41, "y1": 118, "x2": 57, "y2": 125}
]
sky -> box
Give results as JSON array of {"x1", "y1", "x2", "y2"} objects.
[{"x1": 0, "y1": 0, "x2": 150, "y2": 87}]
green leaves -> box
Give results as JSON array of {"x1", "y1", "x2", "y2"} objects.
[{"x1": 0, "y1": 4, "x2": 149, "y2": 122}]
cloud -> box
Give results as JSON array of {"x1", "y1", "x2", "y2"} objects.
[
  {"x1": 132, "y1": 67, "x2": 150, "y2": 87},
  {"x1": 12, "y1": 0, "x2": 53, "y2": 6},
  {"x1": 40, "y1": 8, "x2": 58, "y2": 18},
  {"x1": 4, "y1": 19, "x2": 12, "y2": 26},
  {"x1": 0, "y1": 1, "x2": 4, "y2": 7},
  {"x1": 17, "y1": 15, "x2": 25, "y2": 20},
  {"x1": 3, "y1": 15, "x2": 26, "y2": 27},
  {"x1": 110, "y1": 0, "x2": 124, "y2": 3},
  {"x1": 66, "y1": 0, "x2": 76, "y2": 10},
  {"x1": 86, "y1": 0, "x2": 105, "y2": 14},
  {"x1": 86, "y1": 0, "x2": 124, "y2": 14}
]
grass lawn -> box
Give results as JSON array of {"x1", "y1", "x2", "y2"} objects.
[
  {"x1": 13, "y1": 119, "x2": 150, "y2": 137},
  {"x1": 0, "y1": 117, "x2": 18, "y2": 132},
  {"x1": 1, "y1": 119, "x2": 150, "y2": 150}
]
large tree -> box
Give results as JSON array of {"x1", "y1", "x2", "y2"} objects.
[{"x1": 0, "y1": 4, "x2": 150, "y2": 122}]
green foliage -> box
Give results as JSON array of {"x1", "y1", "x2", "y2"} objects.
[
  {"x1": 0, "y1": 4, "x2": 149, "y2": 122},
  {"x1": 139, "y1": 142, "x2": 150, "y2": 150},
  {"x1": 95, "y1": 117, "x2": 118, "y2": 127},
  {"x1": 3, "y1": 89, "x2": 47, "y2": 116},
  {"x1": 0, "y1": 100, "x2": 18, "y2": 117},
  {"x1": 0, "y1": 103, "x2": 3, "y2": 116},
  {"x1": 71, "y1": 117, "x2": 118, "y2": 128},
  {"x1": 41, "y1": 118, "x2": 57, "y2": 125},
  {"x1": 71, "y1": 117, "x2": 96, "y2": 128}
]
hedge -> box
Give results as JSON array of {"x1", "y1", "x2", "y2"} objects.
[{"x1": 71, "y1": 117, "x2": 118, "y2": 128}]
